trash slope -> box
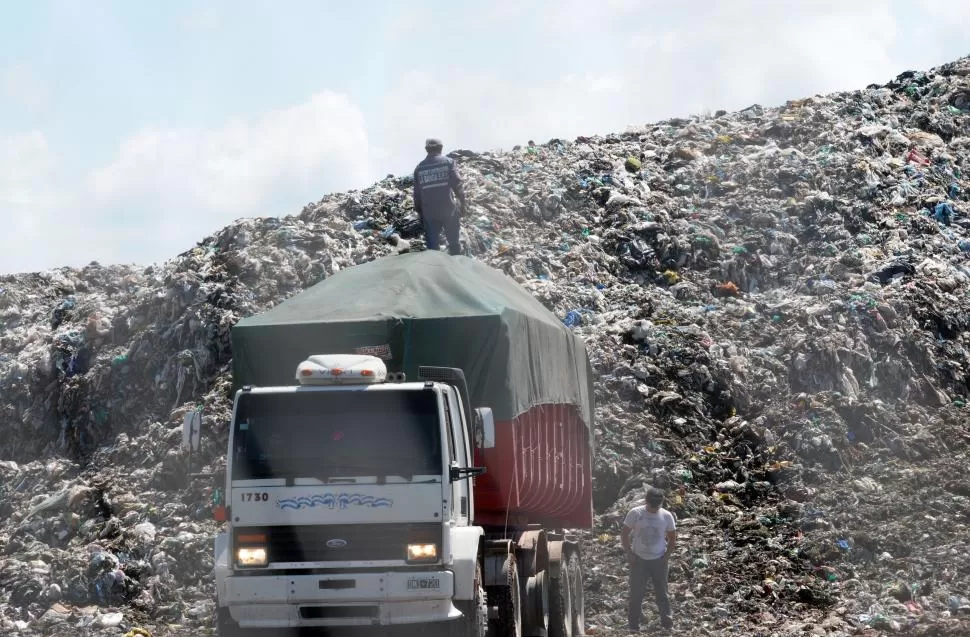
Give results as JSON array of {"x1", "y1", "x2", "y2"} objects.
[{"x1": 1, "y1": 56, "x2": 970, "y2": 636}]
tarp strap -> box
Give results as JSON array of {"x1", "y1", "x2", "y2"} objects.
[{"x1": 402, "y1": 318, "x2": 412, "y2": 374}]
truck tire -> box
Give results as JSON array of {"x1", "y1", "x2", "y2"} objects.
[
  {"x1": 567, "y1": 553, "x2": 585, "y2": 636},
  {"x1": 486, "y1": 553, "x2": 522, "y2": 637},
  {"x1": 453, "y1": 562, "x2": 487, "y2": 637},
  {"x1": 524, "y1": 569, "x2": 549, "y2": 635},
  {"x1": 549, "y1": 552, "x2": 573, "y2": 637}
]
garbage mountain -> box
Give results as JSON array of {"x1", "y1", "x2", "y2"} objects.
[{"x1": 1, "y1": 55, "x2": 970, "y2": 636}]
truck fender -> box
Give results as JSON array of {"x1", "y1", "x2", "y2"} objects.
[
  {"x1": 214, "y1": 531, "x2": 229, "y2": 606},
  {"x1": 450, "y1": 526, "x2": 484, "y2": 601}
]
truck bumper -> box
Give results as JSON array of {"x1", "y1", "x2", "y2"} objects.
[{"x1": 224, "y1": 570, "x2": 458, "y2": 628}]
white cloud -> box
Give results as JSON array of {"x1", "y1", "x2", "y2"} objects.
[
  {"x1": 373, "y1": 68, "x2": 636, "y2": 177},
  {"x1": 621, "y1": 2, "x2": 900, "y2": 115},
  {"x1": 177, "y1": 1, "x2": 222, "y2": 32},
  {"x1": 478, "y1": 0, "x2": 529, "y2": 25},
  {"x1": 907, "y1": 1, "x2": 970, "y2": 65},
  {"x1": 1, "y1": 92, "x2": 373, "y2": 273},
  {"x1": 86, "y1": 91, "x2": 373, "y2": 260},
  {"x1": 0, "y1": 132, "x2": 78, "y2": 274},
  {"x1": 0, "y1": 132, "x2": 55, "y2": 202},
  {"x1": 374, "y1": 0, "x2": 914, "y2": 174},
  {"x1": 2, "y1": 64, "x2": 49, "y2": 111},
  {"x1": 385, "y1": 11, "x2": 421, "y2": 39},
  {"x1": 539, "y1": 0, "x2": 645, "y2": 32}
]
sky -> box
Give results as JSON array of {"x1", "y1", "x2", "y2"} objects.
[{"x1": 1, "y1": 0, "x2": 968, "y2": 274}]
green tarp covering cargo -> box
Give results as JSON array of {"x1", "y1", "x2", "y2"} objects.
[{"x1": 231, "y1": 250, "x2": 595, "y2": 528}]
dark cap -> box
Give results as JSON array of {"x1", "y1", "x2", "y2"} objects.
[
  {"x1": 425, "y1": 138, "x2": 443, "y2": 150},
  {"x1": 645, "y1": 487, "x2": 664, "y2": 506}
]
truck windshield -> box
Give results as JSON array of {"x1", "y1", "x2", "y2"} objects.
[{"x1": 231, "y1": 389, "x2": 442, "y2": 481}]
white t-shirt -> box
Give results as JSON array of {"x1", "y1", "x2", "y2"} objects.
[{"x1": 624, "y1": 505, "x2": 676, "y2": 560}]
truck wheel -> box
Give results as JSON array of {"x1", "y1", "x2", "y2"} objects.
[
  {"x1": 549, "y1": 552, "x2": 573, "y2": 637},
  {"x1": 525, "y1": 569, "x2": 549, "y2": 635},
  {"x1": 486, "y1": 553, "x2": 522, "y2": 637},
  {"x1": 567, "y1": 553, "x2": 585, "y2": 636},
  {"x1": 454, "y1": 563, "x2": 487, "y2": 637}
]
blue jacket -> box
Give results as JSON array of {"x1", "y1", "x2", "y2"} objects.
[{"x1": 413, "y1": 154, "x2": 467, "y2": 219}]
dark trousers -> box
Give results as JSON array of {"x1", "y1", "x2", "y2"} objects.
[
  {"x1": 423, "y1": 213, "x2": 461, "y2": 255},
  {"x1": 628, "y1": 556, "x2": 672, "y2": 629}
]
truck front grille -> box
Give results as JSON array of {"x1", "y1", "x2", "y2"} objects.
[{"x1": 235, "y1": 523, "x2": 441, "y2": 563}]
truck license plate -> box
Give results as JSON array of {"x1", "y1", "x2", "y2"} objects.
[{"x1": 407, "y1": 576, "x2": 441, "y2": 590}]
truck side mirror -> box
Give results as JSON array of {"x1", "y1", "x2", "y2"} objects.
[
  {"x1": 474, "y1": 407, "x2": 496, "y2": 449},
  {"x1": 182, "y1": 409, "x2": 202, "y2": 451}
]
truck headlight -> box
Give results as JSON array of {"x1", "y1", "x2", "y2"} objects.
[
  {"x1": 406, "y1": 543, "x2": 438, "y2": 562},
  {"x1": 236, "y1": 547, "x2": 268, "y2": 567}
]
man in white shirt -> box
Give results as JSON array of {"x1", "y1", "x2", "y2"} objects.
[{"x1": 621, "y1": 487, "x2": 677, "y2": 631}]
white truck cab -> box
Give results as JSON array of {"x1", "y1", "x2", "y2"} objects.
[{"x1": 213, "y1": 354, "x2": 494, "y2": 635}]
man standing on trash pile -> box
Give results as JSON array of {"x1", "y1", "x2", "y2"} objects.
[
  {"x1": 622, "y1": 486, "x2": 677, "y2": 632},
  {"x1": 413, "y1": 138, "x2": 467, "y2": 256}
]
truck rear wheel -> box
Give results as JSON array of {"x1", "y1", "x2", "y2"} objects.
[
  {"x1": 549, "y1": 552, "x2": 574, "y2": 637},
  {"x1": 486, "y1": 553, "x2": 522, "y2": 637},
  {"x1": 567, "y1": 552, "x2": 585, "y2": 636}
]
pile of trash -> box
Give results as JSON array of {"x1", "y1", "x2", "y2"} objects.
[{"x1": 2, "y1": 55, "x2": 970, "y2": 636}]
